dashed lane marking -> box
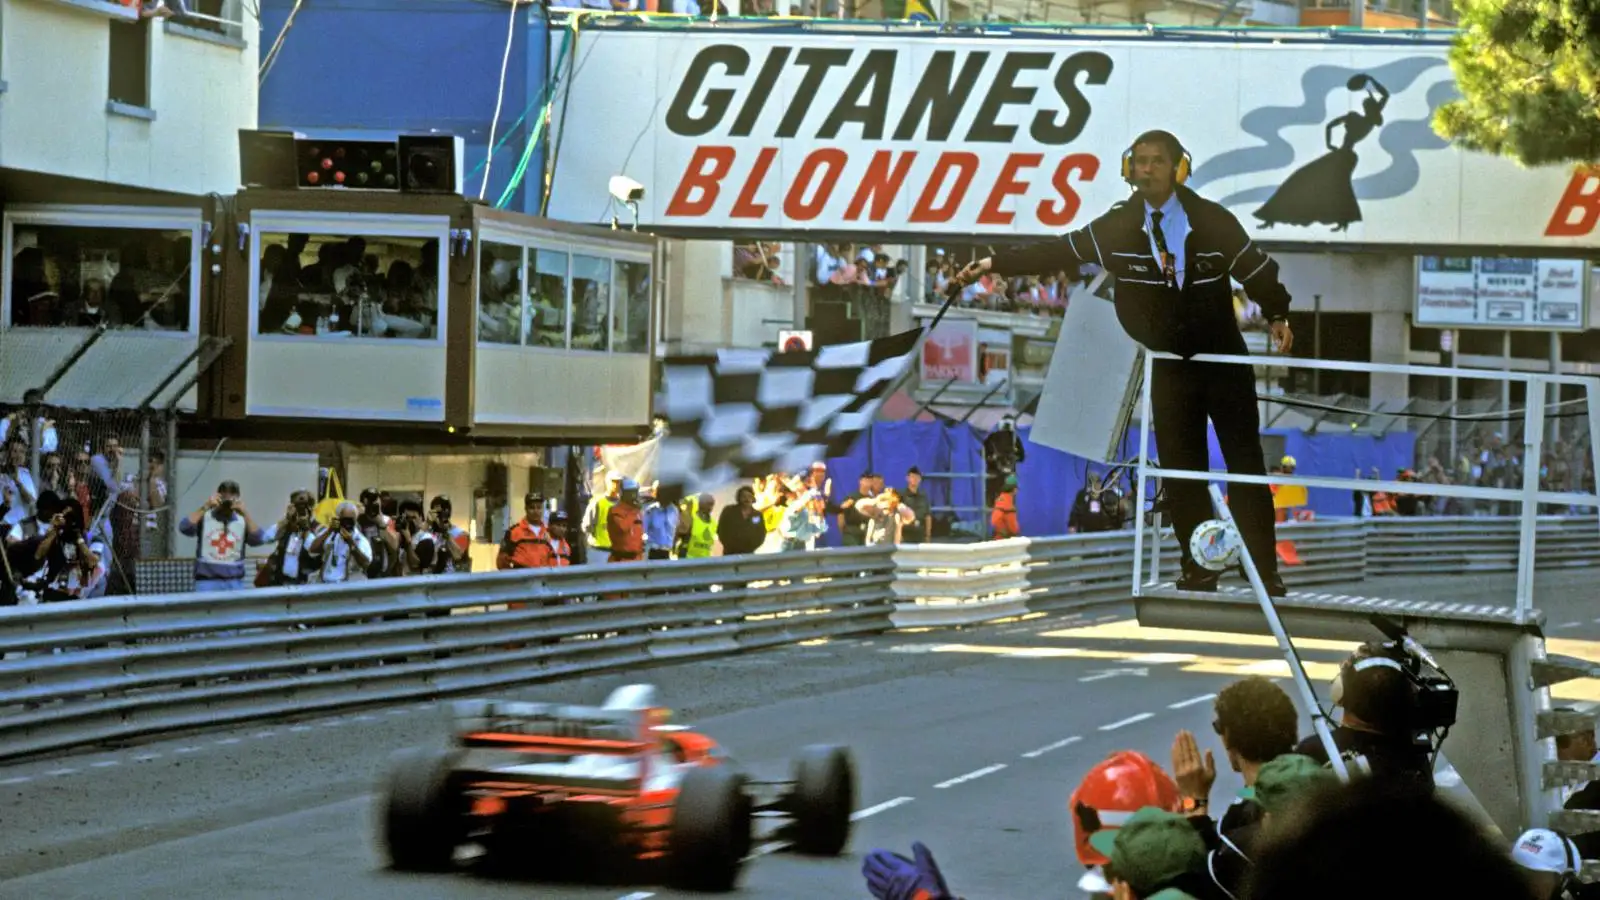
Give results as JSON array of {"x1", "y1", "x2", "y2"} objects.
[
  {"x1": 253, "y1": 731, "x2": 276, "y2": 739},
  {"x1": 934, "y1": 764, "x2": 1007, "y2": 789},
  {"x1": 1100, "y1": 713, "x2": 1155, "y2": 732},
  {"x1": 1559, "y1": 622, "x2": 1583, "y2": 630},
  {"x1": 1022, "y1": 737, "x2": 1081, "y2": 759},
  {"x1": 133, "y1": 754, "x2": 161, "y2": 762},
  {"x1": 90, "y1": 760, "x2": 120, "y2": 768},
  {"x1": 174, "y1": 747, "x2": 201, "y2": 755},
  {"x1": 615, "y1": 894, "x2": 656, "y2": 900},
  {"x1": 0, "y1": 776, "x2": 30, "y2": 785},
  {"x1": 1169, "y1": 693, "x2": 1217, "y2": 710},
  {"x1": 215, "y1": 738, "x2": 241, "y2": 746},
  {"x1": 850, "y1": 797, "x2": 915, "y2": 820},
  {"x1": 46, "y1": 768, "x2": 76, "y2": 777}
]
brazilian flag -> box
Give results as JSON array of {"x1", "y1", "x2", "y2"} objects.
[{"x1": 883, "y1": 0, "x2": 937, "y2": 20}]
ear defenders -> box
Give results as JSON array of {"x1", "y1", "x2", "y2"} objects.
[{"x1": 1121, "y1": 133, "x2": 1193, "y2": 186}]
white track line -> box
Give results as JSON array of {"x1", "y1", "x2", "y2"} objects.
[
  {"x1": 1, "y1": 776, "x2": 31, "y2": 785},
  {"x1": 1100, "y1": 713, "x2": 1155, "y2": 731},
  {"x1": 46, "y1": 768, "x2": 76, "y2": 777},
  {"x1": 1559, "y1": 622, "x2": 1582, "y2": 630},
  {"x1": 934, "y1": 764, "x2": 1007, "y2": 789},
  {"x1": 1169, "y1": 693, "x2": 1217, "y2": 710},
  {"x1": 1022, "y1": 737, "x2": 1081, "y2": 759},
  {"x1": 615, "y1": 893, "x2": 656, "y2": 900},
  {"x1": 850, "y1": 796, "x2": 915, "y2": 820},
  {"x1": 90, "y1": 760, "x2": 120, "y2": 768}
]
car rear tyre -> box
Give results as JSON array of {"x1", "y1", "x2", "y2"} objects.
[
  {"x1": 381, "y1": 746, "x2": 465, "y2": 872},
  {"x1": 669, "y1": 766, "x2": 752, "y2": 892},
  {"x1": 790, "y1": 744, "x2": 854, "y2": 856}
]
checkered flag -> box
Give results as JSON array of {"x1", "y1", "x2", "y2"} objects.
[{"x1": 654, "y1": 328, "x2": 921, "y2": 495}]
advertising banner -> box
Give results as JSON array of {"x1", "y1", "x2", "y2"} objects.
[
  {"x1": 548, "y1": 26, "x2": 1600, "y2": 250},
  {"x1": 1415, "y1": 257, "x2": 1590, "y2": 331},
  {"x1": 920, "y1": 317, "x2": 979, "y2": 384}
]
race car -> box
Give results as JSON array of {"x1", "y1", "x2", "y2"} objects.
[{"x1": 379, "y1": 683, "x2": 856, "y2": 892}]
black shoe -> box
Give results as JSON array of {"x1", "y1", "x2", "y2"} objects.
[
  {"x1": 1264, "y1": 574, "x2": 1288, "y2": 598},
  {"x1": 1176, "y1": 567, "x2": 1220, "y2": 593}
]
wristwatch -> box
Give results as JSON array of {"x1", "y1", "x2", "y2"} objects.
[{"x1": 1178, "y1": 795, "x2": 1208, "y2": 814}]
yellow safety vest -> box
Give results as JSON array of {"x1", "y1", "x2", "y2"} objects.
[
  {"x1": 686, "y1": 515, "x2": 717, "y2": 558},
  {"x1": 591, "y1": 495, "x2": 615, "y2": 548}
]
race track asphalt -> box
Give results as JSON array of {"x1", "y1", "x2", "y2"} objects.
[{"x1": 1, "y1": 568, "x2": 1597, "y2": 900}]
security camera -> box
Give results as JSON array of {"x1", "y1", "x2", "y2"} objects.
[{"x1": 609, "y1": 175, "x2": 645, "y2": 204}]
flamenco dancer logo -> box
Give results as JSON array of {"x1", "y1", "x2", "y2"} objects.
[{"x1": 1187, "y1": 56, "x2": 1460, "y2": 232}]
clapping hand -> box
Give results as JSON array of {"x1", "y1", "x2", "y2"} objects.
[{"x1": 863, "y1": 841, "x2": 956, "y2": 900}]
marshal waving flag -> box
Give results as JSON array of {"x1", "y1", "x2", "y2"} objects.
[{"x1": 652, "y1": 328, "x2": 921, "y2": 495}]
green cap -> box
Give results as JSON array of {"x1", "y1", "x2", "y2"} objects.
[
  {"x1": 1146, "y1": 890, "x2": 1200, "y2": 900},
  {"x1": 1238, "y1": 753, "x2": 1339, "y2": 814},
  {"x1": 1086, "y1": 807, "x2": 1207, "y2": 894}
]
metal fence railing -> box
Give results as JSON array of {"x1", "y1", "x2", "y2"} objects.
[{"x1": 3, "y1": 515, "x2": 1597, "y2": 761}]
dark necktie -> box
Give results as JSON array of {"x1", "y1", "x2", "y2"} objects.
[{"x1": 1150, "y1": 211, "x2": 1176, "y2": 287}]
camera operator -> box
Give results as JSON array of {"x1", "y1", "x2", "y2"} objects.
[
  {"x1": 259, "y1": 490, "x2": 318, "y2": 587},
  {"x1": 308, "y1": 500, "x2": 372, "y2": 584},
  {"x1": 408, "y1": 494, "x2": 470, "y2": 574},
  {"x1": 1294, "y1": 642, "x2": 1435, "y2": 788},
  {"x1": 356, "y1": 487, "x2": 399, "y2": 578}
]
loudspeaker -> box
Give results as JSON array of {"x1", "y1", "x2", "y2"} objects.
[
  {"x1": 238, "y1": 129, "x2": 301, "y2": 189},
  {"x1": 398, "y1": 134, "x2": 465, "y2": 194}
]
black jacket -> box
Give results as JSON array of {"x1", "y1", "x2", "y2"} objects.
[{"x1": 988, "y1": 185, "x2": 1292, "y2": 358}]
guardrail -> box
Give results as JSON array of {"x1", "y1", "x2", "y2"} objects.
[{"x1": 2, "y1": 515, "x2": 1597, "y2": 760}]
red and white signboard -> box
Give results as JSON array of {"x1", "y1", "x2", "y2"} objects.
[
  {"x1": 547, "y1": 26, "x2": 1600, "y2": 249},
  {"x1": 920, "y1": 318, "x2": 979, "y2": 384}
]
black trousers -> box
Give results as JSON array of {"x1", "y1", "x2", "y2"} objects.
[{"x1": 1151, "y1": 357, "x2": 1278, "y2": 578}]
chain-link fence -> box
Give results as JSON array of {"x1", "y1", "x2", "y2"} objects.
[{"x1": 0, "y1": 325, "x2": 229, "y2": 599}]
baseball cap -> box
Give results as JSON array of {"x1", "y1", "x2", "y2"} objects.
[
  {"x1": 1238, "y1": 754, "x2": 1339, "y2": 814},
  {"x1": 1512, "y1": 828, "x2": 1580, "y2": 874},
  {"x1": 1087, "y1": 807, "x2": 1206, "y2": 894}
]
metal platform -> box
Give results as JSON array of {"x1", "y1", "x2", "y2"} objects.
[{"x1": 1134, "y1": 582, "x2": 1537, "y2": 654}]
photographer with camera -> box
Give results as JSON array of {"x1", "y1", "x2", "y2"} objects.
[
  {"x1": 356, "y1": 487, "x2": 399, "y2": 578},
  {"x1": 177, "y1": 480, "x2": 268, "y2": 592},
  {"x1": 257, "y1": 490, "x2": 319, "y2": 587},
  {"x1": 407, "y1": 494, "x2": 470, "y2": 575},
  {"x1": 26, "y1": 497, "x2": 107, "y2": 602},
  {"x1": 308, "y1": 500, "x2": 372, "y2": 584}
]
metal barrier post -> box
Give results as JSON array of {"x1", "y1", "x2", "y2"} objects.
[
  {"x1": 1515, "y1": 378, "x2": 1547, "y2": 624},
  {"x1": 1131, "y1": 352, "x2": 1155, "y2": 596},
  {"x1": 1205, "y1": 483, "x2": 1349, "y2": 781}
]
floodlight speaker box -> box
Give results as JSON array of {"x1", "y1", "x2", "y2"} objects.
[
  {"x1": 238, "y1": 129, "x2": 301, "y2": 189},
  {"x1": 399, "y1": 134, "x2": 465, "y2": 195}
]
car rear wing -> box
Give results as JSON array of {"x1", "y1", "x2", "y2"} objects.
[{"x1": 449, "y1": 699, "x2": 652, "y2": 753}]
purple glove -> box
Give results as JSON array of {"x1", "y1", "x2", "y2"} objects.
[{"x1": 862, "y1": 841, "x2": 954, "y2": 900}]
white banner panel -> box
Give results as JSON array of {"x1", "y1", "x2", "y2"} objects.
[
  {"x1": 547, "y1": 26, "x2": 1600, "y2": 250},
  {"x1": 1415, "y1": 256, "x2": 1590, "y2": 331}
]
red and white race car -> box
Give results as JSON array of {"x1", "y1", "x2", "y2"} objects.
[{"x1": 380, "y1": 683, "x2": 856, "y2": 892}]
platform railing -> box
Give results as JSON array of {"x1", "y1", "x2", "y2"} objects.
[{"x1": 1130, "y1": 350, "x2": 1600, "y2": 625}]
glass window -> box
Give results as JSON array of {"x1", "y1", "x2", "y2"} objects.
[
  {"x1": 9, "y1": 224, "x2": 194, "y2": 331},
  {"x1": 613, "y1": 259, "x2": 651, "y2": 354},
  {"x1": 256, "y1": 232, "x2": 440, "y2": 339},
  {"x1": 570, "y1": 255, "x2": 611, "y2": 352},
  {"x1": 477, "y1": 241, "x2": 524, "y2": 346},
  {"x1": 528, "y1": 249, "x2": 568, "y2": 348}
]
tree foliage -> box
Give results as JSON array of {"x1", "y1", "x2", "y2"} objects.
[{"x1": 1433, "y1": 0, "x2": 1600, "y2": 167}]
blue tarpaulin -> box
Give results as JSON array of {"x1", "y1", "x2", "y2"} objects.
[{"x1": 819, "y1": 419, "x2": 1415, "y2": 539}]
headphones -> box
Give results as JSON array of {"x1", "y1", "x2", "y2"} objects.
[
  {"x1": 1551, "y1": 826, "x2": 1580, "y2": 890},
  {"x1": 1121, "y1": 131, "x2": 1193, "y2": 186},
  {"x1": 1329, "y1": 642, "x2": 1410, "y2": 709}
]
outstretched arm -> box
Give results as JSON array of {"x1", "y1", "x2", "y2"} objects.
[{"x1": 949, "y1": 220, "x2": 1104, "y2": 289}]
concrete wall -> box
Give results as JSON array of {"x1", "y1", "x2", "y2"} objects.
[{"x1": 0, "y1": 0, "x2": 258, "y2": 195}]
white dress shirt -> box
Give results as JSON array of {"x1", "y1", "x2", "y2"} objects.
[{"x1": 1143, "y1": 192, "x2": 1190, "y2": 288}]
